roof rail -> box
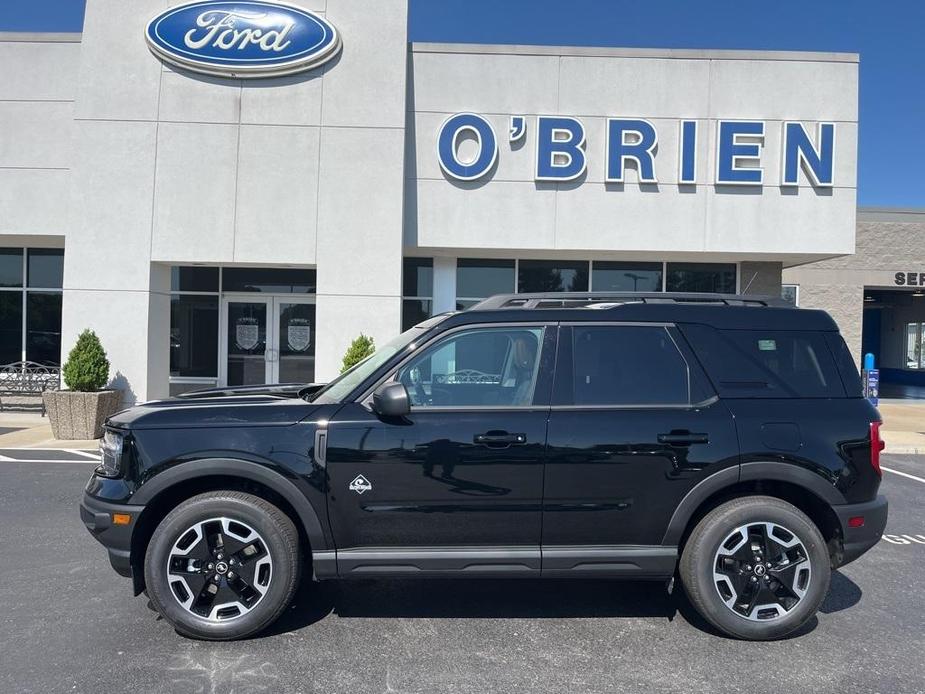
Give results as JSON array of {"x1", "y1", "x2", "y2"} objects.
[{"x1": 469, "y1": 292, "x2": 789, "y2": 310}]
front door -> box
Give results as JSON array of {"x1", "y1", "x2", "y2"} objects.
[
  {"x1": 221, "y1": 296, "x2": 316, "y2": 386},
  {"x1": 326, "y1": 323, "x2": 556, "y2": 575}
]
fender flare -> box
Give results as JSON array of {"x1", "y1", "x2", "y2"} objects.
[
  {"x1": 130, "y1": 457, "x2": 328, "y2": 552},
  {"x1": 661, "y1": 461, "x2": 846, "y2": 546}
]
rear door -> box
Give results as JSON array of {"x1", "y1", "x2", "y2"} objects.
[{"x1": 541, "y1": 322, "x2": 739, "y2": 574}]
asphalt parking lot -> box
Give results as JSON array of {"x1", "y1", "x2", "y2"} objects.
[{"x1": 0, "y1": 453, "x2": 923, "y2": 694}]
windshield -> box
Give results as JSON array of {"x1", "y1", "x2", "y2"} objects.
[{"x1": 309, "y1": 326, "x2": 427, "y2": 404}]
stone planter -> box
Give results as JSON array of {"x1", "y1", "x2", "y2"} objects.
[{"x1": 42, "y1": 390, "x2": 123, "y2": 440}]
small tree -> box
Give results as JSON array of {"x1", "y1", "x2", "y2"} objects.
[
  {"x1": 341, "y1": 334, "x2": 375, "y2": 373},
  {"x1": 62, "y1": 329, "x2": 110, "y2": 391}
]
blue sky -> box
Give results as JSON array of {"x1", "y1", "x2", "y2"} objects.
[{"x1": 4, "y1": 0, "x2": 924, "y2": 206}]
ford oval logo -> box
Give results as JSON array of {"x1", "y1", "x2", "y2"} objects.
[{"x1": 145, "y1": 1, "x2": 341, "y2": 78}]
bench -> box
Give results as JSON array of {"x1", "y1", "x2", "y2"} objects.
[{"x1": 0, "y1": 361, "x2": 61, "y2": 416}]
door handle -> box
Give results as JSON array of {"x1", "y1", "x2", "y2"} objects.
[
  {"x1": 473, "y1": 432, "x2": 527, "y2": 447},
  {"x1": 657, "y1": 432, "x2": 709, "y2": 446}
]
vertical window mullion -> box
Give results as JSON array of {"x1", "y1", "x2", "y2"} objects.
[{"x1": 21, "y1": 250, "x2": 27, "y2": 362}]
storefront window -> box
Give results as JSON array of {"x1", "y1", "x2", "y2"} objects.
[
  {"x1": 0, "y1": 248, "x2": 64, "y2": 365},
  {"x1": 906, "y1": 323, "x2": 925, "y2": 369},
  {"x1": 0, "y1": 292, "x2": 23, "y2": 363},
  {"x1": 170, "y1": 295, "x2": 219, "y2": 378},
  {"x1": 222, "y1": 267, "x2": 316, "y2": 293},
  {"x1": 27, "y1": 249, "x2": 64, "y2": 288},
  {"x1": 591, "y1": 262, "x2": 663, "y2": 292},
  {"x1": 456, "y1": 258, "x2": 515, "y2": 309},
  {"x1": 0, "y1": 248, "x2": 23, "y2": 288},
  {"x1": 171, "y1": 266, "x2": 219, "y2": 292},
  {"x1": 518, "y1": 260, "x2": 589, "y2": 293},
  {"x1": 402, "y1": 258, "x2": 433, "y2": 330},
  {"x1": 25, "y1": 292, "x2": 62, "y2": 365},
  {"x1": 666, "y1": 263, "x2": 737, "y2": 293}
]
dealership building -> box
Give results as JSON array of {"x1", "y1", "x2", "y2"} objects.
[{"x1": 1, "y1": 0, "x2": 924, "y2": 404}]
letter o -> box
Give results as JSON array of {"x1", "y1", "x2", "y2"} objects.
[{"x1": 437, "y1": 113, "x2": 498, "y2": 181}]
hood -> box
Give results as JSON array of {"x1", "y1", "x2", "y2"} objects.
[{"x1": 107, "y1": 390, "x2": 326, "y2": 431}]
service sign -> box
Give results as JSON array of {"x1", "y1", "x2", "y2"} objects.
[{"x1": 145, "y1": 1, "x2": 341, "y2": 78}]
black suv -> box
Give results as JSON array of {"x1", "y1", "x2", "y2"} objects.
[{"x1": 80, "y1": 292, "x2": 887, "y2": 641}]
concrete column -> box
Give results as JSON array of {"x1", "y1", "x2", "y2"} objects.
[{"x1": 432, "y1": 257, "x2": 457, "y2": 314}]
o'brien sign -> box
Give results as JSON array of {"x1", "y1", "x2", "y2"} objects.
[
  {"x1": 145, "y1": 1, "x2": 341, "y2": 78},
  {"x1": 437, "y1": 114, "x2": 836, "y2": 187}
]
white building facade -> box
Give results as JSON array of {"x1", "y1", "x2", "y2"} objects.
[{"x1": 0, "y1": 0, "x2": 861, "y2": 403}]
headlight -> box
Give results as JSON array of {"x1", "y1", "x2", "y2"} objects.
[{"x1": 97, "y1": 429, "x2": 125, "y2": 478}]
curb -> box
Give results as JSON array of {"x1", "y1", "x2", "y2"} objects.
[{"x1": 884, "y1": 446, "x2": 925, "y2": 455}]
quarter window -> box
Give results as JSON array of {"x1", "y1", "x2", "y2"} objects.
[
  {"x1": 569, "y1": 326, "x2": 690, "y2": 406},
  {"x1": 396, "y1": 327, "x2": 544, "y2": 408}
]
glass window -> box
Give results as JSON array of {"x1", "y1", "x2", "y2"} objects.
[
  {"x1": 402, "y1": 299, "x2": 432, "y2": 331},
  {"x1": 278, "y1": 302, "x2": 316, "y2": 383},
  {"x1": 0, "y1": 248, "x2": 23, "y2": 288},
  {"x1": 222, "y1": 267, "x2": 316, "y2": 293},
  {"x1": 397, "y1": 327, "x2": 544, "y2": 408},
  {"x1": 906, "y1": 323, "x2": 925, "y2": 369},
  {"x1": 518, "y1": 260, "x2": 589, "y2": 293},
  {"x1": 666, "y1": 263, "x2": 736, "y2": 293},
  {"x1": 457, "y1": 259, "x2": 515, "y2": 299},
  {"x1": 591, "y1": 262, "x2": 663, "y2": 292},
  {"x1": 171, "y1": 266, "x2": 219, "y2": 292},
  {"x1": 781, "y1": 284, "x2": 799, "y2": 306},
  {"x1": 402, "y1": 258, "x2": 433, "y2": 298},
  {"x1": 26, "y1": 249, "x2": 64, "y2": 289},
  {"x1": 682, "y1": 324, "x2": 844, "y2": 398},
  {"x1": 0, "y1": 292, "x2": 23, "y2": 363},
  {"x1": 25, "y1": 292, "x2": 62, "y2": 365},
  {"x1": 569, "y1": 326, "x2": 689, "y2": 406},
  {"x1": 170, "y1": 295, "x2": 219, "y2": 377}
]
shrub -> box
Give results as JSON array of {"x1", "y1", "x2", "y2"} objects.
[
  {"x1": 340, "y1": 334, "x2": 375, "y2": 374},
  {"x1": 62, "y1": 329, "x2": 110, "y2": 392}
]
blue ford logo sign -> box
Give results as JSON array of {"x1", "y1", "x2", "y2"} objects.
[{"x1": 145, "y1": 1, "x2": 341, "y2": 78}]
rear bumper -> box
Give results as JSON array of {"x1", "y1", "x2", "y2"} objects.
[
  {"x1": 832, "y1": 495, "x2": 888, "y2": 567},
  {"x1": 80, "y1": 492, "x2": 145, "y2": 579}
]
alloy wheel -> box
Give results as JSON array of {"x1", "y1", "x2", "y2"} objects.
[
  {"x1": 712, "y1": 521, "x2": 812, "y2": 621},
  {"x1": 166, "y1": 517, "x2": 273, "y2": 622}
]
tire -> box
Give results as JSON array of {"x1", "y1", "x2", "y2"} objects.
[
  {"x1": 679, "y1": 496, "x2": 830, "y2": 640},
  {"x1": 144, "y1": 491, "x2": 301, "y2": 640}
]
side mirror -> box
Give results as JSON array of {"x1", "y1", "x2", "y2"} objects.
[{"x1": 372, "y1": 382, "x2": 410, "y2": 417}]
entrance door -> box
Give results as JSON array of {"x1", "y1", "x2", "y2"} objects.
[{"x1": 221, "y1": 296, "x2": 316, "y2": 386}]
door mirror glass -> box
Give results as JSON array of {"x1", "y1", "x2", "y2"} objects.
[{"x1": 372, "y1": 382, "x2": 411, "y2": 417}]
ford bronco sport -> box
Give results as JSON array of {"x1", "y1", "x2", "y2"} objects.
[{"x1": 80, "y1": 292, "x2": 887, "y2": 641}]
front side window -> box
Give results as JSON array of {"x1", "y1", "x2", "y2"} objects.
[
  {"x1": 397, "y1": 327, "x2": 544, "y2": 408},
  {"x1": 569, "y1": 325, "x2": 690, "y2": 406}
]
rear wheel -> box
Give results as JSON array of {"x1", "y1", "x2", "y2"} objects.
[
  {"x1": 679, "y1": 496, "x2": 830, "y2": 640},
  {"x1": 144, "y1": 491, "x2": 301, "y2": 640}
]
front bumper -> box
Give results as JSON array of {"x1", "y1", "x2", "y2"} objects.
[
  {"x1": 80, "y1": 492, "x2": 145, "y2": 579},
  {"x1": 832, "y1": 495, "x2": 888, "y2": 567}
]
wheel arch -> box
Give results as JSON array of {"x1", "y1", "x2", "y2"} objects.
[
  {"x1": 128, "y1": 458, "x2": 327, "y2": 595},
  {"x1": 663, "y1": 461, "x2": 845, "y2": 559}
]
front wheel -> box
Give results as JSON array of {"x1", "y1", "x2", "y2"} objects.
[
  {"x1": 144, "y1": 491, "x2": 301, "y2": 640},
  {"x1": 679, "y1": 496, "x2": 831, "y2": 640}
]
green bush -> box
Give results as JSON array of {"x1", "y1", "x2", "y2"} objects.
[
  {"x1": 340, "y1": 334, "x2": 375, "y2": 374},
  {"x1": 62, "y1": 329, "x2": 110, "y2": 392}
]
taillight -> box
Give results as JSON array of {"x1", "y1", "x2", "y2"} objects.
[{"x1": 870, "y1": 421, "x2": 885, "y2": 477}]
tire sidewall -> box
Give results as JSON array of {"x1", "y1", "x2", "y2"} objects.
[
  {"x1": 145, "y1": 494, "x2": 299, "y2": 640},
  {"x1": 686, "y1": 499, "x2": 831, "y2": 640}
]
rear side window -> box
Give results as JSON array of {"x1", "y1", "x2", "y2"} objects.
[
  {"x1": 824, "y1": 333, "x2": 863, "y2": 397},
  {"x1": 568, "y1": 325, "x2": 690, "y2": 406},
  {"x1": 680, "y1": 324, "x2": 845, "y2": 398}
]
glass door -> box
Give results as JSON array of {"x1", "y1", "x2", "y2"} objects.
[
  {"x1": 274, "y1": 298, "x2": 316, "y2": 384},
  {"x1": 222, "y1": 298, "x2": 272, "y2": 386},
  {"x1": 220, "y1": 296, "x2": 316, "y2": 386}
]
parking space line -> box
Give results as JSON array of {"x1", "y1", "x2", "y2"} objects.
[
  {"x1": 881, "y1": 466, "x2": 925, "y2": 484},
  {"x1": 68, "y1": 449, "x2": 101, "y2": 460}
]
